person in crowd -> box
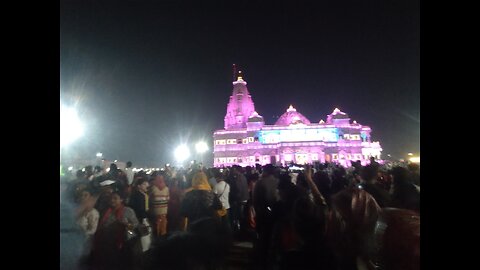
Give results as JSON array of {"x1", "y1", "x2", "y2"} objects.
[
  {"x1": 313, "y1": 169, "x2": 332, "y2": 206},
  {"x1": 93, "y1": 166, "x2": 104, "y2": 178},
  {"x1": 144, "y1": 216, "x2": 231, "y2": 270},
  {"x1": 207, "y1": 168, "x2": 218, "y2": 189},
  {"x1": 69, "y1": 169, "x2": 90, "y2": 203},
  {"x1": 91, "y1": 191, "x2": 139, "y2": 270},
  {"x1": 75, "y1": 188, "x2": 99, "y2": 268},
  {"x1": 213, "y1": 169, "x2": 231, "y2": 232},
  {"x1": 270, "y1": 173, "x2": 302, "y2": 269},
  {"x1": 129, "y1": 177, "x2": 150, "y2": 221},
  {"x1": 291, "y1": 165, "x2": 335, "y2": 270},
  {"x1": 149, "y1": 172, "x2": 170, "y2": 237},
  {"x1": 327, "y1": 187, "x2": 382, "y2": 270},
  {"x1": 228, "y1": 165, "x2": 249, "y2": 232},
  {"x1": 166, "y1": 177, "x2": 184, "y2": 232},
  {"x1": 180, "y1": 171, "x2": 223, "y2": 230},
  {"x1": 407, "y1": 162, "x2": 420, "y2": 187},
  {"x1": 84, "y1": 166, "x2": 94, "y2": 181},
  {"x1": 125, "y1": 161, "x2": 135, "y2": 186},
  {"x1": 106, "y1": 163, "x2": 128, "y2": 193},
  {"x1": 389, "y1": 166, "x2": 420, "y2": 212},
  {"x1": 76, "y1": 188, "x2": 99, "y2": 237},
  {"x1": 95, "y1": 180, "x2": 116, "y2": 216},
  {"x1": 359, "y1": 164, "x2": 391, "y2": 207},
  {"x1": 61, "y1": 179, "x2": 86, "y2": 270},
  {"x1": 330, "y1": 166, "x2": 349, "y2": 195},
  {"x1": 253, "y1": 164, "x2": 279, "y2": 269}
]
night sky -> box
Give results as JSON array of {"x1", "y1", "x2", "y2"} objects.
[{"x1": 60, "y1": 0, "x2": 419, "y2": 167}]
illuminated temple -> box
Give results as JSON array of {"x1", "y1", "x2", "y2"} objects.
[{"x1": 213, "y1": 74, "x2": 382, "y2": 167}]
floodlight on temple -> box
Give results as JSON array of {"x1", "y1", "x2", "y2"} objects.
[{"x1": 213, "y1": 70, "x2": 383, "y2": 167}]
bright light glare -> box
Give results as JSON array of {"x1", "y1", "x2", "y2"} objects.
[
  {"x1": 60, "y1": 105, "x2": 84, "y2": 148},
  {"x1": 409, "y1": 157, "x2": 420, "y2": 163},
  {"x1": 96, "y1": 152, "x2": 103, "y2": 157},
  {"x1": 407, "y1": 153, "x2": 413, "y2": 156},
  {"x1": 195, "y1": 141, "x2": 209, "y2": 153},
  {"x1": 174, "y1": 145, "x2": 190, "y2": 162}
]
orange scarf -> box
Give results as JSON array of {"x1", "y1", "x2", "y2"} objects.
[{"x1": 191, "y1": 172, "x2": 212, "y2": 191}]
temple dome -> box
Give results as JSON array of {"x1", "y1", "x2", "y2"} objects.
[{"x1": 275, "y1": 105, "x2": 311, "y2": 125}]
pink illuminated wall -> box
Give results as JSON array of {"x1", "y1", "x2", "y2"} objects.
[
  {"x1": 224, "y1": 77, "x2": 256, "y2": 129},
  {"x1": 214, "y1": 77, "x2": 383, "y2": 167}
]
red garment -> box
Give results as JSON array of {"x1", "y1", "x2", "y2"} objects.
[
  {"x1": 98, "y1": 205, "x2": 126, "y2": 249},
  {"x1": 167, "y1": 186, "x2": 182, "y2": 231}
]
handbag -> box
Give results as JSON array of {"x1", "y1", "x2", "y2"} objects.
[
  {"x1": 215, "y1": 182, "x2": 228, "y2": 217},
  {"x1": 139, "y1": 218, "x2": 153, "y2": 252},
  {"x1": 125, "y1": 223, "x2": 137, "y2": 241}
]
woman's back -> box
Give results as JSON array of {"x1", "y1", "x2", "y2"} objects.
[{"x1": 180, "y1": 190, "x2": 216, "y2": 225}]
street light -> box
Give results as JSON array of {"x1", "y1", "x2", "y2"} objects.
[
  {"x1": 409, "y1": 157, "x2": 420, "y2": 163},
  {"x1": 195, "y1": 141, "x2": 209, "y2": 166},
  {"x1": 195, "y1": 141, "x2": 209, "y2": 154},
  {"x1": 174, "y1": 144, "x2": 190, "y2": 164},
  {"x1": 60, "y1": 104, "x2": 84, "y2": 149}
]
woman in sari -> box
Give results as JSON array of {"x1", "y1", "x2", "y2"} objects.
[{"x1": 91, "y1": 191, "x2": 139, "y2": 270}]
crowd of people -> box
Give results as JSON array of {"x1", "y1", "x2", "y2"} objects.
[{"x1": 60, "y1": 158, "x2": 420, "y2": 270}]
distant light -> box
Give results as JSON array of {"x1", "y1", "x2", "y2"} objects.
[
  {"x1": 114, "y1": 160, "x2": 118, "y2": 162},
  {"x1": 409, "y1": 157, "x2": 420, "y2": 163},
  {"x1": 60, "y1": 104, "x2": 84, "y2": 148},
  {"x1": 96, "y1": 152, "x2": 103, "y2": 158},
  {"x1": 387, "y1": 154, "x2": 391, "y2": 157},
  {"x1": 407, "y1": 153, "x2": 413, "y2": 156},
  {"x1": 174, "y1": 145, "x2": 190, "y2": 163},
  {"x1": 68, "y1": 166, "x2": 73, "y2": 171},
  {"x1": 195, "y1": 141, "x2": 209, "y2": 154}
]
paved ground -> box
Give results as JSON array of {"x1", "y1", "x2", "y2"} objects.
[{"x1": 224, "y1": 241, "x2": 255, "y2": 270}]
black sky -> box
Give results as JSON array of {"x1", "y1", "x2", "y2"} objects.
[{"x1": 60, "y1": 0, "x2": 419, "y2": 166}]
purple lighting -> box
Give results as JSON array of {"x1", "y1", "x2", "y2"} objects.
[
  {"x1": 275, "y1": 105, "x2": 312, "y2": 125},
  {"x1": 213, "y1": 72, "x2": 383, "y2": 167}
]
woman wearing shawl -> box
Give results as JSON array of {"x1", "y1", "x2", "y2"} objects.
[
  {"x1": 91, "y1": 191, "x2": 139, "y2": 270},
  {"x1": 180, "y1": 171, "x2": 222, "y2": 230},
  {"x1": 76, "y1": 188, "x2": 99, "y2": 267}
]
